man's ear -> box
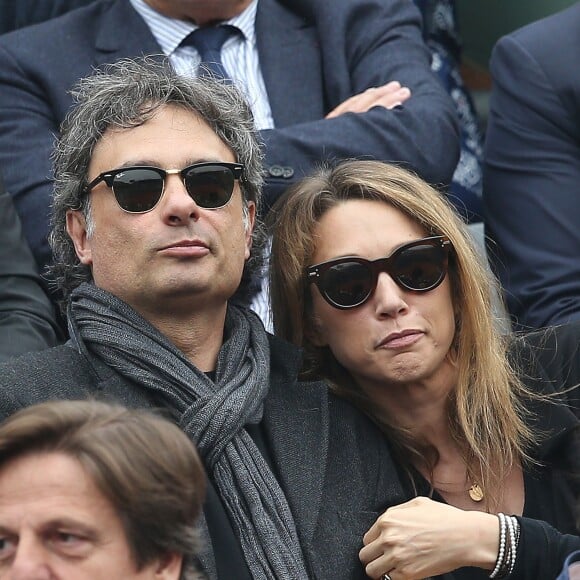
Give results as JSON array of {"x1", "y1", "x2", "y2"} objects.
[
  {"x1": 153, "y1": 552, "x2": 183, "y2": 579},
  {"x1": 244, "y1": 201, "x2": 256, "y2": 259},
  {"x1": 66, "y1": 209, "x2": 93, "y2": 265}
]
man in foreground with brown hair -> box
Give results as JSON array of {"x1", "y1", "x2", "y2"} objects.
[{"x1": 0, "y1": 399, "x2": 206, "y2": 579}]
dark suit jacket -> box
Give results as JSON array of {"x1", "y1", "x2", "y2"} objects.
[
  {"x1": 0, "y1": 333, "x2": 407, "y2": 579},
  {"x1": 0, "y1": 0, "x2": 459, "y2": 272},
  {"x1": 510, "y1": 321, "x2": 580, "y2": 580},
  {"x1": 0, "y1": 0, "x2": 94, "y2": 34},
  {"x1": 0, "y1": 182, "x2": 60, "y2": 362},
  {"x1": 483, "y1": 4, "x2": 580, "y2": 331}
]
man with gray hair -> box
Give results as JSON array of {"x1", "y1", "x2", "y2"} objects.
[{"x1": 0, "y1": 58, "x2": 405, "y2": 579}]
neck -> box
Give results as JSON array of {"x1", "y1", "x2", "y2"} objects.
[
  {"x1": 364, "y1": 372, "x2": 490, "y2": 508},
  {"x1": 140, "y1": 303, "x2": 228, "y2": 372},
  {"x1": 144, "y1": 0, "x2": 252, "y2": 25},
  {"x1": 364, "y1": 366, "x2": 458, "y2": 449}
]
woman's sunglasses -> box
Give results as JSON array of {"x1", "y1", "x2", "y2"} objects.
[
  {"x1": 307, "y1": 235, "x2": 452, "y2": 309},
  {"x1": 84, "y1": 162, "x2": 244, "y2": 213}
]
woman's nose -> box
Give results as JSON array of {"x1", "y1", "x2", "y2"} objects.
[{"x1": 372, "y1": 272, "x2": 409, "y2": 317}]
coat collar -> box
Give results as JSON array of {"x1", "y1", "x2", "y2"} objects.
[
  {"x1": 508, "y1": 330, "x2": 580, "y2": 462},
  {"x1": 262, "y1": 334, "x2": 328, "y2": 546},
  {"x1": 526, "y1": 391, "x2": 579, "y2": 461}
]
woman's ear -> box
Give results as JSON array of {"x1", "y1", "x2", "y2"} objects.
[{"x1": 304, "y1": 315, "x2": 328, "y2": 347}]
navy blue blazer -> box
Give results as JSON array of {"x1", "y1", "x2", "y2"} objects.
[
  {"x1": 483, "y1": 4, "x2": 580, "y2": 331},
  {"x1": 0, "y1": 0, "x2": 459, "y2": 272},
  {"x1": 0, "y1": 0, "x2": 92, "y2": 34}
]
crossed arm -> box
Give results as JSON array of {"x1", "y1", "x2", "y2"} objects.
[{"x1": 360, "y1": 497, "x2": 580, "y2": 580}]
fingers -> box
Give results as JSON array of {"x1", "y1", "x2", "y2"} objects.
[
  {"x1": 370, "y1": 82, "x2": 411, "y2": 109},
  {"x1": 359, "y1": 508, "x2": 400, "y2": 579},
  {"x1": 360, "y1": 540, "x2": 393, "y2": 578},
  {"x1": 363, "y1": 498, "x2": 422, "y2": 546},
  {"x1": 359, "y1": 497, "x2": 486, "y2": 579},
  {"x1": 325, "y1": 81, "x2": 411, "y2": 119}
]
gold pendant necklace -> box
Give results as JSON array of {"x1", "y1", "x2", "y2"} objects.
[{"x1": 468, "y1": 483, "x2": 484, "y2": 502}]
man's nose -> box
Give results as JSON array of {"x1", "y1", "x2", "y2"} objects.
[
  {"x1": 160, "y1": 174, "x2": 201, "y2": 223},
  {"x1": 7, "y1": 535, "x2": 52, "y2": 580}
]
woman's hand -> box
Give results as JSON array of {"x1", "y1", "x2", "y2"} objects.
[{"x1": 359, "y1": 497, "x2": 500, "y2": 579}]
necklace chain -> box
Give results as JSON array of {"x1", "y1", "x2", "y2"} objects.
[{"x1": 430, "y1": 477, "x2": 485, "y2": 502}]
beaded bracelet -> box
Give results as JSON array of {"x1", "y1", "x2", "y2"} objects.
[
  {"x1": 489, "y1": 513, "x2": 520, "y2": 579},
  {"x1": 490, "y1": 513, "x2": 507, "y2": 578},
  {"x1": 506, "y1": 515, "x2": 518, "y2": 576}
]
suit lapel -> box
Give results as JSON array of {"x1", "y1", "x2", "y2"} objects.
[
  {"x1": 262, "y1": 336, "x2": 327, "y2": 547},
  {"x1": 256, "y1": 0, "x2": 325, "y2": 127},
  {"x1": 93, "y1": 0, "x2": 163, "y2": 67}
]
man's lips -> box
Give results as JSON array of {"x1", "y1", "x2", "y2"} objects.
[
  {"x1": 158, "y1": 239, "x2": 210, "y2": 257},
  {"x1": 159, "y1": 239, "x2": 209, "y2": 251},
  {"x1": 376, "y1": 329, "x2": 424, "y2": 349}
]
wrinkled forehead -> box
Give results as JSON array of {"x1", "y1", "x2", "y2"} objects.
[
  {"x1": 95, "y1": 104, "x2": 216, "y2": 147},
  {"x1": 89, "y1": 105, "x2": 235, "y2": 174}
]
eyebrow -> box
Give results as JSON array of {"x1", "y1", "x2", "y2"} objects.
[
  {"x1": 317, "y1": 237, "x2": 432, "y2": 261},
  {"x1": 40, "y1": 518, "x2": 100, "y2": 541},
  {"x1": 0, "y1": 520, "x2": 97, "y2": 538},
  {"x1": 111, "y1": 157, "x2": 230, "y2": 170}
]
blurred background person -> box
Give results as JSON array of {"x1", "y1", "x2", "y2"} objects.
[
  {"x1": 0, "y1": 0, "x2": 482, "y2": 220},
  {"x1": 0, "y1": 171, "x2": 61, "y2": 362},
  {"x1": 483, "y1": 3, "x2": 580, "y2": 331},
  {"x1": 416, "y1": 0, "x2": 484, "y2": 223},
  {"x1": 0, "y1": 399, "x2": 206, "y2": 579},
  {"x1": 269, "y1": 160, "x2": 580, "y2": 579}
]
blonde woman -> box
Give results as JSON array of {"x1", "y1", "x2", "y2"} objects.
[{"x1": 270, "y1": 160, "x2": 580, "y2": 579}]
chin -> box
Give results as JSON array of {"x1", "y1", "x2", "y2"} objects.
[{"x1": 387, "y1": 357, "x2": 428, "y2": 382}]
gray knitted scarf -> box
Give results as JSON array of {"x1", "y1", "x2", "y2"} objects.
[{"x1": 67, "y1": 283, "x2": 308, "y2": 579}]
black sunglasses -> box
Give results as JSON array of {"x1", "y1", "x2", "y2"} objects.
[
  {"x1": 84, "y1": 162, "x2": 244, "y2": 213},
  {"x1": 307, "y1": 235, "x2": 452, "y2": 309}
]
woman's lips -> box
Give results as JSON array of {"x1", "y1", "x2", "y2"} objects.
[{"x1": 377, "y1": 330, "x2": 424, "y2": 349}]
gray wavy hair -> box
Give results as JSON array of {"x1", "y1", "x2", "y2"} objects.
[{"x1": 48, "y1": 56, "x2": 264, "y2": 309}]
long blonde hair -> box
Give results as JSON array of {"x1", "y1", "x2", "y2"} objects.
[{"x1": 270, "y1": 160, "x2": 536, "y2": 508}]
